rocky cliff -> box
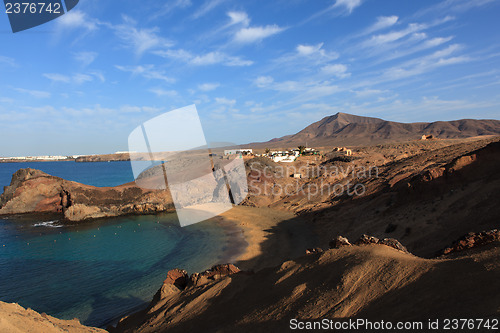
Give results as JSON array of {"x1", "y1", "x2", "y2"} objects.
[{"x1": 0, "y1": 168, "x2": 174, "y2": 221}]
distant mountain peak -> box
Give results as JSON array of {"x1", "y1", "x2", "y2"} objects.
[{"x1": 252, "y1": 113, "x2": 500, "y2": 147}]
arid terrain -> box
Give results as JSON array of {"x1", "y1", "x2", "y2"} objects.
[{"x1": 1, "y1": 113, "x2": 499, "y2": 332}]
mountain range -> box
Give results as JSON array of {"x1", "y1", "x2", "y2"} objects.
[{"x1": 252, "y1": 112, "x2": 500, "y2": 147}]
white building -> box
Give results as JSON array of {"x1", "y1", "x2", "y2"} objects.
[{"x1": 224, "y1": 149, "x2": 253, "y2": 156}]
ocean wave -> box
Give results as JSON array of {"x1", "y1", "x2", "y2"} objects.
[{"x1": 33, "y1": 220, "x2": 63, "y2": 228}]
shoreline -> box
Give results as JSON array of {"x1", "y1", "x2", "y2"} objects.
[{"x1": 218, "y1": 205, "x2": 318, "y2": 271}]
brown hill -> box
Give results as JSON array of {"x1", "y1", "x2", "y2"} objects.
[
  {"x1": 111, "y1": 241, "x2": 500, "y2": 333},
  {"x1": 253, "y1": 112, "x2": 500, "y2": 147},
  {"x1": 0, "y1": 302, "x2": 106, "y2": 333}
]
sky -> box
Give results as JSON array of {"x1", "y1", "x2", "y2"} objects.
[{"x1": 0, "y1": 0, "x2": 499, "y2": 156}]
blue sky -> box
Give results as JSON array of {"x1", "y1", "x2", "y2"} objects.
[{"x1": 0, "y1": 0, "x2": 499, "y2": 156}]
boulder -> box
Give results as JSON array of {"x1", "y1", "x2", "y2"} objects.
[
  {"x1": 379, "y1": 238, "x2": 409, "y2": 254},
  {"x1": 351, "y1": 235, "x2": 409, "y2": 254},
  {"x1": 354, "y1": 234, "x2": 380, "y2": 245},
  {"x1": 188, "y1": 264, "x2": 241, "y2": 288},
  {"x1": 329, "y1": 236, "x2": 352, "y2": 249}
]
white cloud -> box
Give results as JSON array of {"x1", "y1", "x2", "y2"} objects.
[
  {"x1": 297, "y1": 43, "x2": 324, "y2": 56},
  {"x1": 198, "y1": 83, "x2": 220, "y2": 91},
  {"x1": 73, "y1": 73, "x2": 93, "y2": 84},
  {"x1": 154, "y1": 49, "x2": 192, "y2": 60},
  {"x1": 43, "y1": 72, "x2": 102, "y2": 84},
  {"x1": 57, "y1": 10, "x2": 97, "y2": 31},
  {"x1": 90, "y1": 71, "x2": 106, "y2": 82},
  {"x1": 113, "y1": 16, "x2": 173, "y2": 56},
  {"x1": 227, "y1": 11, "x2": 250, "y2": 26},
  {"x1": 152, "y1": 0, "x2": 192, "y2": 19},
  {"x1": 190, "y1": 51, "x2": 253, "y2": 66},
  {"x1": 254, "y1": 76, "x2": 274, "y2": 88},
  {"x1": 365, "y1": 16, "x2": 399, "y2": 34},
  {"x1": 14, "y1": 88, "x2": 51, "y2": 98},
  {"x1": 333, "y1": 0, "x2": 363, "y2": 14},
  {"x1": 192, "y1": 0, "x2": 226, "y2": 19},
  {"x1": 150, "y1": 88, "x2": 178, "y2": 97},
  {"x1": 0, "y1": 55, "x2": 16, "y2": 67},
  {"x1": 234, "y1": 25, "x2": 285, "y2": 44},
  {"x1": 115, "y1": 65, "x2": 175, "y2": 83},
  {"x1": 384, "y1": 44, "x2": 470, "y2": 80},
  {"x1": 363, "y1": 23, "x2": 426, "y2": 47},
  {"x1": 74, "y1": 52, "x2": 98, "y2": 67},
  {"x1": 215, "y1": 97, "x2": 236, "y2": 106},
  {"x1": 354, "y1": 89, "x2": 386, "y2": 97},
  {"x1": 156, "y1": 49, "x2": 253, "y2": 66},
  {"x1": 43, "y1": 73, "x2": 71, "y2": 83},
  {"x1": 321, "y1": 64, "x2": 351, "y2": 78}
]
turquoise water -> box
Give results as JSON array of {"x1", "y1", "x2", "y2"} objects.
[
  {"x1": 0, "y1": 162, "x2": 244, "y2": 327},
  {"x1": 0, "y1": 161, "x2": 139, "y2": 189}
]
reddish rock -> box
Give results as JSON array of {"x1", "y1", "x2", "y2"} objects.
[
  {"x1": 329, "y1": 236, "x2": 352, "y2": 249},
  {"x1": 188, "y1": 264, "x2": 241, "y2": 287},
  {"x1": 0, "y1": 168, "x2": 175, "y2": 221},
  {"x1": 163, "y1": 269, "x2": 189, "y2": 290},
  {"x1": 442, "y1": 229, "x2": 500, "y2": 255}
]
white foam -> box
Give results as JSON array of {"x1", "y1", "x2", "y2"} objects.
[{"x1": 33, "y1": 220, "x2": 63, "y2": 228}]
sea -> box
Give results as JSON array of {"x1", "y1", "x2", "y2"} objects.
[{"x1": 0, "y1": 161, "x2": 244, "y2": 327}]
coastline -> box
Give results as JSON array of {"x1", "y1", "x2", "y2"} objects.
[{"x1": 219, "y1": 205, "x2": 318, "y2": 271}]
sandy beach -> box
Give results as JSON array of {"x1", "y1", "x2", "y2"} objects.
[{"x1": 219, "y1": 206, "x2": 318, "y2": 271}]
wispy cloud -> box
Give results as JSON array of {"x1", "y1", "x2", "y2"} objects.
[
  {"x1": 149, "y1": 88, "x2": 178, "y2": 97},
  {"x1": 14, "y1": 88, "x2": 51, "y2": 98},
  {"x1": 227, "y1": 11, "x2": 250, "y2": 26},
  {"x1": 0, "y1": 55, "x2": 16, "y2": 67},
  {"x1": 43, "y1": 73, "x2": 99, "y2": 84},
  {"x1": 227, "y1": 11, "x2": 285, "y2": 44},
  {"x1": 414, "y1": 0, "x2": 496, "y2": 18},
  {"x1": 333, "y1": 0, "x2": 363, "y2": 14},
  {"x1": 234, "y1": 25, "x2": 285, "y2": 44},
  {"x1": 296, "y1": 43, "x2": 339, "y2": 61},
  {"x1": 362, "y1": 23, "x2": 427, "y2": 48},
  {"x1": 198, "y1": 83, "x2": 220, "y2": 91},
  {"x1": 192, "y1": 0, "x2": 226, "y2": 19},
  {"x1": 215, "y1": 97, "x2": 236, "y2": 106},
  {"x1": 384, "y1": 44, "x2": 470, "y2": 80},
  {"x1": 74, "y1": 52, "x2": 98, "y2": 67},
  {"x1": 115, "y1": 65, "x2": 175, "y2": 83},
  {"x1": 151, "y1": 0, "x2": 192, "y2": 20},
  {"x1": 155, "y1": 49, "x2": 253, "y2": 66},
  {"x1": 321, "y1": 64, "x2": 351, "y2": 78},
  {"x1": 57, "y1": 10, "x2": 98, "y2": 31},
  {"x1": 363, "y1": 16, "x2": 399, "y2": 34},
  {"x1": 112, "y1": 16, "x2": 173, "y2": 56}
]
